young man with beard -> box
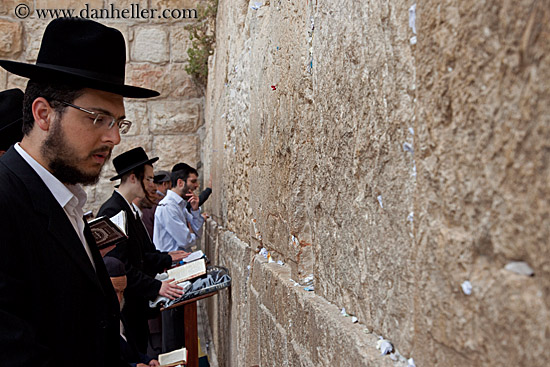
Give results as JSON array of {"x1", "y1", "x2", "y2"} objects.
[
  {"x1": 154, "y1": 164, "x2": 205, "y2": 253},
  {"x1": 98, "y1": 147, "x2": 187, "y2": 354},
  {"x1": 0, "y1": 18, "x2": 158, "y2": 366}
]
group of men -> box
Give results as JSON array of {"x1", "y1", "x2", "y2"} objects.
[{"x1": 0, "y1": 17, "x2": 209, "y2": 367}]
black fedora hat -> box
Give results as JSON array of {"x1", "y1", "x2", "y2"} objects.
[
  {"x1": 0, "y1": 18, "x2": 158, "y2": 99},
  {"x1": 110, "y1": 147, "x2": 159, "y2": 181},
  {"x1": 0, "y1": 88, "x2": 24, "y2": 151}
]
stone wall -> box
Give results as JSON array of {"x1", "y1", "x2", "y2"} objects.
[
  {"x1": 203, "y1": 1, "x2": 549, "y2": 366},
  {"x1": 0, "y1": 0, "x2": 204, "y2": 213}
]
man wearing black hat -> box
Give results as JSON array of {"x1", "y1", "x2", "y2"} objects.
[
  {"x1": 0, "y1": 88, "x2": 24, "y2": 156},
  {"x1": 98, "y1": 147, "x2": 187, "y2": 354},
  {"x1": 0, "y1": 18, "x2": 158, "y2": 367}
]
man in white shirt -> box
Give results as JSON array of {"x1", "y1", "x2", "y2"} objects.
[{"x1": 154, "y1": 164, "x2": 205, "y2": 252}]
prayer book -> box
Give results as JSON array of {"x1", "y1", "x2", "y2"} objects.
[
  {"x1": 89, "y1": 210, "x2": 127, "y2": 249},
  {"x1": 182, "y1": 250, "x2": 205, "y2": 264},
  {"x1": 167, "y1": 258, "x2": 206, "y2": 283},
  {"x1": 159, "y1": 347, "x2": 187, "y2": 366}
]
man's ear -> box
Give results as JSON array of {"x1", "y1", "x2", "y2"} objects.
[
  {"x1": 32, "y1": 97, "x2": 55, "y2": 132},
  {"x1": 177, "y1": 178, "x2": 184, "y2": 188}
]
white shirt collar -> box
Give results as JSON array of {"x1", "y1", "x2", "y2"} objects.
[
  {"x1": 166, "y1": 189, "x2": 185, "y2": 206},
  {"x1": 14, "y1": 143, "x2": 87, "y2": 211},
  {"x1": 132, "y1": 202, "x2": 143, "y2": 218}
]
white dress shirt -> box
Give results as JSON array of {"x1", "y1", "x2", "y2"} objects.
[
  {"x1": 153, "y1": 189, "x2": 204, "y2": 252},
  {"x1": 14, "y1": 143, "x2": 95, "y2": 270}
]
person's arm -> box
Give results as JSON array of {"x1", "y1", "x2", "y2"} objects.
[
  {"x1": 157, "y1": 203, "x2": 198, "y2": 250},
  {"x1": 185, "y1": 206, "x2": 205, "y2": 236}
]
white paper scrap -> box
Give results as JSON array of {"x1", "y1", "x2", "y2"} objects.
[
  {"x1": 251, "y1": 2, "x2": 262, "y2": 10},
  {"x1": 403, "y1": 142, "x2": 414, "y2": 153},
  {"x1": 410, "y1": 36, "x2": 417, "y2": 45},
  {"x1": 505, "y1": 261, "x2": 534, "y2": 276},
  {"x1": 407, "y1": 212, "x2": 414, "y2": 222},
  {"x1": 259, "y1": 247, "x2": 268, "y2": 259},
  {"x1": 377, "y1": 195, "x2": 384, "y2": 209},
  {"x1": 461, "y1": 280, "x2": 472, "y2": 295},
  {"x1": 351, "y1": 316, "x2": 358, "y2": 323},
  {"x1": 409, "y1": 4, "x2": 417, "y2": 34},
  {"x1": 408, "y1": 358, "x2": 416, "y2": 367},
  {"x1": 376, "y1": 338, "x2": 393, "y2": 355}
]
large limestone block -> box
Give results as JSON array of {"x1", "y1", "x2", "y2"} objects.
[
  {"x1": 22, "y1": 21, "x2": 47, "y2": 62},
  {"x1": 0, "y1": 20, "x2": 22, "y2": 57},
  {"x1": 126, "y1": 63, "x2": 169, "y2": 97},
  {"x1": 131, "y1": 27, "x2": 169, "y2": 63},
  {"x1": 123, "y1": 101, "x2": 148, "y2": 136},
  {"x1": 170, "y1": 27, "x2": 192, "y2": 63},
  {"x1": 148, "y1": 99, "x2": 202, "y2": 134},
  {"x1": 153, "y1": 134, "x2": 200, "y2": 169}
]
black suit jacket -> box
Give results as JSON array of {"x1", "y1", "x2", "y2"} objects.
[
  {"x1": 98, "y1": 191, "x2": 171, "y2": 352},
  {"x1": 97, "y1": 191, "x2": 171, "y2": 301},
  {"x1": 0, "y1": 147, "x2": 127, "y2": 367}
]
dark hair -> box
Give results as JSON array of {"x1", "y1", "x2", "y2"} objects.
[
  {"x1": 120, "y1": 164, "x2": 145, "y2": 184},
  {"x1": 22, "y1": 80, "x2": 85, "y2": 135},
  {"x1": 170, "y1": 163, "x2": 198, "y2": 187}
]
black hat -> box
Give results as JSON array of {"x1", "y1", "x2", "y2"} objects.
[
  {"x1": 103, "y1": 256, "x2": 126, "y2": 277},
  {"x1": 0, "y1": 18, "x2": 158, "y2": 99},
  {"x1": 0, "y1": 88, "x2": 24, "y2": 151},
  {"x1": 110, "y1": 147, "x2": 158, "y2": 181},
  {"x1": 154, "y1": 170, "x2": 171, "y2": 183}
]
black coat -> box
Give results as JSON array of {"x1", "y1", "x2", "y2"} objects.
[
  {"x1": 0, "y1": 147, "x2": 127, "y2": 367},
  {"x1": 97, "y1": 191, "x2": 171, "y2": 353}
]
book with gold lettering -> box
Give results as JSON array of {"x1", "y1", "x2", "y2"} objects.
[{"x1": 88, "y1": 211, "x2": 127, "y2": 250}]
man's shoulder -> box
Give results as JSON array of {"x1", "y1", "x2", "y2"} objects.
[{"x1": 97, "y1": 192, "x2": 127, "y2": 217}]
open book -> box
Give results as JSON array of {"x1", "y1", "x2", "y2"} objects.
[
  {"x1": 167, "y1": 258, "x2": 206, "y2": 283},
  {"x1": 182, "y1": 250, "x2": 205, "y2": 264},
  {"x1": 88, "y1": 210, "x2": 127, "y2": 249},
  {"x1": 159, "y1": 347, "x2": 187, "y2": 366}
]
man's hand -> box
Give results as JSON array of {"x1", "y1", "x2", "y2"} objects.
[
  {"x1": 149, "y1": 360, "x2": 160, "y2": 367},
  {"x1": 158, "y1": 279, "x2": 184, "y2": 300},
  {"x1": 185, "y1": 192, "x2": 200, "y2": 211},
  {"x1": 169, "y1": 250, "x2": 190, "y2": 262}
]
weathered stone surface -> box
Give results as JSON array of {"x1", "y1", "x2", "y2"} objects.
[
  {"x1": 35, "y1": 0, "x2": 103, "y2": 12},
  {"x1": 22, "y1": 21, "x2": 47, "y2": 62},
  {"x1": 170, "y1": 26, "x2": 192, "y2": 63},
  {"x1": 148, "y1": 99, "x2": 202, "y2": 134},
  {"x1": 153, "y1": 134, "x2": 200, "y2": 169},
  {"x1": 0, "y1": 20, "x2": 22, "y2": 57},
  {"x1": 131, "y1": 27, "x2": 169, "y2": 63},
  {"x1": 202, "y1": 0, "x2": 550, "y2": 366},
  {"x1": 168, "y1": 63, "x2": 203, "y2": 98},
  {"x1": 6, "y1": 73, "x2": 27, "y2": 91},
  {"x1": 126, "y1": 63, "x2": 169, "y2": 97},
  {"x1": 0, "y1": 0, "x2": 32, "y2": 16},
  {"x1": 0, "y1": 69, "x2": 7, "y2": 89},
  {"x1": 123, "y1": 101, "x2": 148, "y2": 136}
]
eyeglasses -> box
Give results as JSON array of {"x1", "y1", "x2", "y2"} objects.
[{"x1": 56, "y1": 100, "x2": 132, "y2": 134}]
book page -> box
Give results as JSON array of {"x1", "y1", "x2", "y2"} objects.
[
  {"x1": 159, "y1": 347, "x2": 187, "y2": 366},
  {"x1": 167, "y1": 258, "x2": 206, "y2": 283},
  {"x1": 182, "y1": 250, "x2": 204, "y2": 263},
  {"x1": 109, "y1": 210, "x2": 127, "y2": 236}
]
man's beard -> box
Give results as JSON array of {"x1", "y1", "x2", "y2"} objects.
[{"x1": 41, "y1": 117, "x2": 111, "y2": 186}]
